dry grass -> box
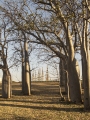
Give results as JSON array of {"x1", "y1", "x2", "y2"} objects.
[{"x1": 0, "y1": 81, "x2": 90, "y2": 120}]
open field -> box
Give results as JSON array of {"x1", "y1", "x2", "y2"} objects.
[{"x1": 0, "y1": 81, "x2": 90, "y2": 120}]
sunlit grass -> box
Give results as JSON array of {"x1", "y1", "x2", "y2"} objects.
[{"x1": 0, "y1": 81, "x2": 89, "y2": 120}]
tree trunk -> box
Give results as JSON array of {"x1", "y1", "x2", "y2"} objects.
[
  {"x1": 59, "y1": 59, "x2": 65, "y2": 86},
  {"x1": 24, "y1": 40, "x2": 31, "y2": 95},
  {"x1": 29, "y1": 63, "x2": 31, "y2": 94},
  {"x1": 59, "y1": 58, "x2": 70, "y2": 101},
  {"x1": 65, "y1": 71, "x2": 70, "y2": 101},
  {"x1": 59, "y1": 85, "x2": 65, "y2": 101},
  {"x1": 68, "y1": 58, "x2": 82, "y2": 103},
  {"x1": 64, "y1": 63, "x2": 68, "y2": 94},
  {"x1": 81, "y1": 9, "x2": 90, "y2": 109},
  {"x1": 64, "y1": 63, "x2": 70, "y2": 101},
  {"x1": 82, "y1": 50, "x2": 90, "y2": 109},
  {"x1": 21, "y1": 48, "x2": 25, "y2": 94},
  {"x1": 2, "y1": 69, "x2": 11, "y2": 98},
  {"x1": 2, "y1": 52, "x2": 12, "y2": 98},
  {"x1": 64, "y1": 21, "x2": 82, "y2": 103}
]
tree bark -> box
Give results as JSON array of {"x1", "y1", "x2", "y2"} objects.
[
  {"x1": 64, "y1": 63, "x2": 70, "y2": 101},
  {"x1": 59, "y1": 59, "x2": 65, "y2": 86},
  {"x1": 21, "y1": 48, "x2": 25, "y2": 94},
  {"x1": 2, "y1": 69, "x2": 11, "y2": 98},
  {"x1": 64, "y1": 21, "x2": 82, "y2": 103},
  {"x1": 82, "y1": 16, "x2": 90, "y2": 109},
  {"x1": 2, "y1": 52, "x2": 12, "y2": 98},
  {"x1": 29, "y1": 62, "x2": 31, "y2": 95},
  {"x1": 23, "y1": 40, "x2": 31, "y2": 95},
  {"x1": 68, "y1": 58, "x2": 82, "y2": 103},
  {"x1": 81, "y1": 1, "x2": 90, "y2": 109}
]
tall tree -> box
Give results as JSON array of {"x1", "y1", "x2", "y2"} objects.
[
  {"x1": 23, "y1": 33, "x2": 31, "y2": 95},
  {"x1": 31, "y1": 0, "x2": 82, "y2": 103},
  {"x1": 81, "y1": 0, "x2": 90, "y2": 109},
  {"x1": 0, "y1": 26, "x2": 12, "y2": 98}
]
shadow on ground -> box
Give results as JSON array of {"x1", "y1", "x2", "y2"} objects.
[{"x1": 0, "y1": 81, "x2": 84, "y2": 113}]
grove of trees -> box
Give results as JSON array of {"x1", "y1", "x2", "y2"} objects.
[{"x1": 0, "y1": 0, "x2": 90, "y2": 110}]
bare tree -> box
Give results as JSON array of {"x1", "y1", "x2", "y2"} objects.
[
  {"x1": 81, "y1": 0, "x2": 90, "y2": 109},
  {"x1": 0, "y1": 24, "x2": 12, "y2": 98}
]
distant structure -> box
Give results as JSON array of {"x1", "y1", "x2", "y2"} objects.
[
  {"x1": 38, "y1": 69, "x2": 41, "y2": 81},
  {"x1": 41, "y1": 67, "x2": 44, "y2": 81},
  {"x1": 45, "y1": 65, "x2": 49, "y2": 81},
  {"x1": 31, "y1": 65, "x2": 59, "y2": 81}
]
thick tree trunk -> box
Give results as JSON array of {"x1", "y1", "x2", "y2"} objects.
[
  {"x1": 2, "y1": 69, "x2": 11, "y2": 98},
  {"x1": 59, "y1": 59, "x2": 65, "y2": 86},
  {"x1": 81, "y1": 15, "x2": 90, "y2": 109},
  {"x1": 64, "y1": 21, "x2": 82, "y2": 103},
  {"x1": 82, "y1": 51, "x2": 90, "y2": 109},
  {"x1": 59, "y1": 59, "x2": 70, "y2": 101},
  {"x1": 68, "y1": 58, "x2": 82, "y2": 103},
  {"x1": 2, "y1": 52, "x2": 12, "y2": 98}
]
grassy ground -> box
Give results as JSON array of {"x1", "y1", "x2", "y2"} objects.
[{"x1": 0, "y1": 81, "x2": 90, "y2": 120}]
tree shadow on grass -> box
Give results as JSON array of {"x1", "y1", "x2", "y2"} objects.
[
  {"x1": 1, "y1": 116, "x2": 37, "y2": 120},
  {"x1": 12, "y1": 90, "x2": 22, "y2": 96},
  {"x1": 0, "y1": 97, "x2": 83, "y2": 106},
  {"x1": 31, "y1": 90, "x2": 59, "y2": 96},
  {"x1": 0, "y1": 103, "x2": 84, "y2": 112},
  {"x1": 0, "y1": 99, "x2": 60, "y2": 105}
]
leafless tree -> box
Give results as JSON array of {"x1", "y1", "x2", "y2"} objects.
[{"x1": 0, "y1": 19, "x2": 12, "y2": 98}]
